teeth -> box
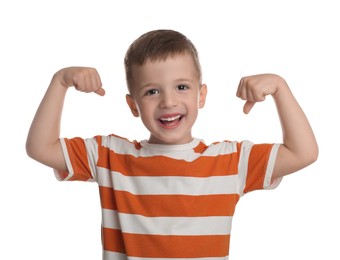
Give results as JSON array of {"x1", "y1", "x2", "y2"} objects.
[{"x1": 160, "y1": 115, "x2": 181, "y2": 121}]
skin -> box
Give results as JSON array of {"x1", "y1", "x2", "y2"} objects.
[
  {"x1": 26, "y1": 54, "x2": 318, "y2": 181},
  {"x1": 236, "y1": 74, "x2": 318, "y2": 178},
  {"x1": 125, "y1": 53, "x2": 207, "y2": 145}
]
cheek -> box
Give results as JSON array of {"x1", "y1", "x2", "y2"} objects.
[
  {"x1": 186, "y1": 99, "x2": 200, "y2": 118},
  {"x1": 138, "y1": 101, "x2": 155, "y2": 119}
]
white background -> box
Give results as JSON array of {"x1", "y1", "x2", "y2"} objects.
[{"x1": 1, "y1": 0, "x2": 338, "y2": 259}]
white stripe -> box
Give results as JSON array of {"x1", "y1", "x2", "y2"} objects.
[
  {"x1": 84, "y1": 138, "x2": 99, "y2": 181},
  {"x1": 264, "y1": 143, "x2": 282, "y2": 189},
  {"x1": 237, "y1": 140, "x2": 253, "y2": 196},
  {"x1": 60, "y1": 138, "x2": 74, "y2": 181},
  {"x1": 103, "y1": 251, "x2": 126, "y2": 260},
  {"x1": 103, "y1": 250, "x2": 229, "y2": 260},
  {"x1": 102, "y1": 209, "x2": 232, "y2": 236},
  {"x1": 102, "y1": 209, "x2": 121, "y2": 230},
  {"x1": 100, "y1": 136, "x2": 237, "y2": 162},
  {"x1": 200, "y1": 141, "x2": 237, "y2": 157},
  {"x1": 97, "y1": 168, "x2": 240, "y2": 195}
]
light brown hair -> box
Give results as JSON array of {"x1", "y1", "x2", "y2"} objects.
[{"x1": 124, "y1": 29, "x2": 202, "y2": 93}]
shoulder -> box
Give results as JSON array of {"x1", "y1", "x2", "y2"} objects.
[
  {"x1": 203, "y1": 140, "x2": 239, "y2": 151},
  {"x1": 196, "y1": 140, "x2": 240, "y2": 156}
]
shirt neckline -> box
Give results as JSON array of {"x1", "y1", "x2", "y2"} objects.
[{"x1": 140, "y1": 138, "x2": 202, "y2": 151}]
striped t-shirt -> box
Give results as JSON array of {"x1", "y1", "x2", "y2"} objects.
[{"x1": 55, "y1": 135, "x2": 281, "y2": 260}]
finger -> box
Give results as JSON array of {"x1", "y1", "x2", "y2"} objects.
[
  {"x1": 243, "y1": 101, "x2": 255, "y2": 114},
  {"x1": 94, "y1": 87, "x2": 105, "y2": 96},
  {"x1": 236, "y1": 83, "x2": 247, "y2": 100},
  {"x1": 236, "y1": 77, "x2": 245, "y2": 98},
  {"x1": 246, "y1": 86, "x2": 255, "y2": 102},
  {"x1": 92, "y1": 72, "x2": 102, "y2": 91},
  {"x1": 251, "y1": 86, "x2": 266, "y2": 102}
]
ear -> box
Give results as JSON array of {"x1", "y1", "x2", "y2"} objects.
[
  {"x1": 126, "y1": 94, "x2": 139, "y2": 117},
  {"x1": 199, "y1": 84, "x2": 207, "y2": 109}
]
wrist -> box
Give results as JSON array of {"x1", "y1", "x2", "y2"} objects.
[
  {"x1": 50, "y1": 73, "x2": 70, "y2": 93},
  {"x1": 272, "y1": 75, "x2": 289, "y2": 97},
  {"x1": 52, "y1": 68, "x2": 73, "y2": 89}
]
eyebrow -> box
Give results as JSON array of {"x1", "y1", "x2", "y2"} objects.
[
  {"x1": 140, "y1": 82, "x2": 159, "y2": 90},
  {"x1": 175, "y1": 78, "x2": 195, "y2": 84},
  {"x1": 142, "y1": 78, "x2": 194, "y2": 87}
]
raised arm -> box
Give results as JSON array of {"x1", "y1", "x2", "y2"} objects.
[
  {"x1": 26, "y1": 67, "x2": 105, "y2": 171},
  {"x1": 236, "y1": 74, "x2": 318, "y2": 179}
]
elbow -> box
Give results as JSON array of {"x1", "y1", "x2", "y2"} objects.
[
  {"x1": 287, "y1": 144, "x2": 319, "y2": 172},
  {"x1": 310, "y1": 146, "x2": 319, "y2": 164},
  {"x1": 311, "y1": 141, "x2": 319, "y2": 163},
  {"x1": 26, "y1": 138, "x2": 42, "y2": 162},
  {"x1": 303, "y1": 144, "x2": 319, "y2": 168},
  {"x1": 26, "y1": 139, "x2": 36, "y2": 160}
]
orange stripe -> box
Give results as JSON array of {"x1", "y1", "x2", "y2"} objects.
[
  {"x1": 64, "y1": 138, "x2": 92, "y2": 181},
  {"x1": 244, "y1": 143, "x2": 272, "y2": 193},
  {"x1": 100, "y1": 187, "x2": 239, "y2": 217},
  {"x1": 192, "y1": 141, "x2": 208, "y2": 153},
  {"x1": 102, "y1": 228, "x2": 126, "y2": 254},
  {"x1": 97, "y1": 147, "x2": 239, "y2": 177},
  {"x1": 103, "y1": 228, "x2": 229, "y2": 258},
  {"x1": 99, "y1": 186, "x2": 117, "y2": 211}
]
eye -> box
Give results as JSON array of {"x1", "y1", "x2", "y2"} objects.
[
  {"x1": 177, "y1": 84, "x2": 189, "y2": 91},
  {"x1": 145, "y1": 89, "x2": 159, "y2": 95}
]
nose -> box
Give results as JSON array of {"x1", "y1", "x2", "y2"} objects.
[{"x1": 160, "y1": 91, "x2": 178, "y2": 108}]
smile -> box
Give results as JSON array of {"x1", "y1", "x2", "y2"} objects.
[{"x1": 158, "y1": 114, "x2": 183, "y2": 128}]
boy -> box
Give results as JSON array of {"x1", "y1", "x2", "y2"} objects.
[{"x1": 26, "y1": 30, "x2": 318, "y2": 259}]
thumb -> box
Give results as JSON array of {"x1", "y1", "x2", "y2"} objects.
[
  {"x1": 94, "y1": 87, "x2": 105, "y2": 96},
  {"x1": 243, "y1": 101, "x2": 255, "y2": 114}
]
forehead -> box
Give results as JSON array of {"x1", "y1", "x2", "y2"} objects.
[{"x1": 131, "y1": 53, "x2": 199, "y2": 85}]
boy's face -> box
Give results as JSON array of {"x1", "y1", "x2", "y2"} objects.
[{"x1": 126, "y1": 53, "x2": 207, "y2": 145}]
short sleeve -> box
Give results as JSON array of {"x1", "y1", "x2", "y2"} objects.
[
  {"x1": 53, "y1": 137, "x2": 99, "y2": 182},
  {"x1": 238, "y1": 141, "x2": 281, "y2": 195}
]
